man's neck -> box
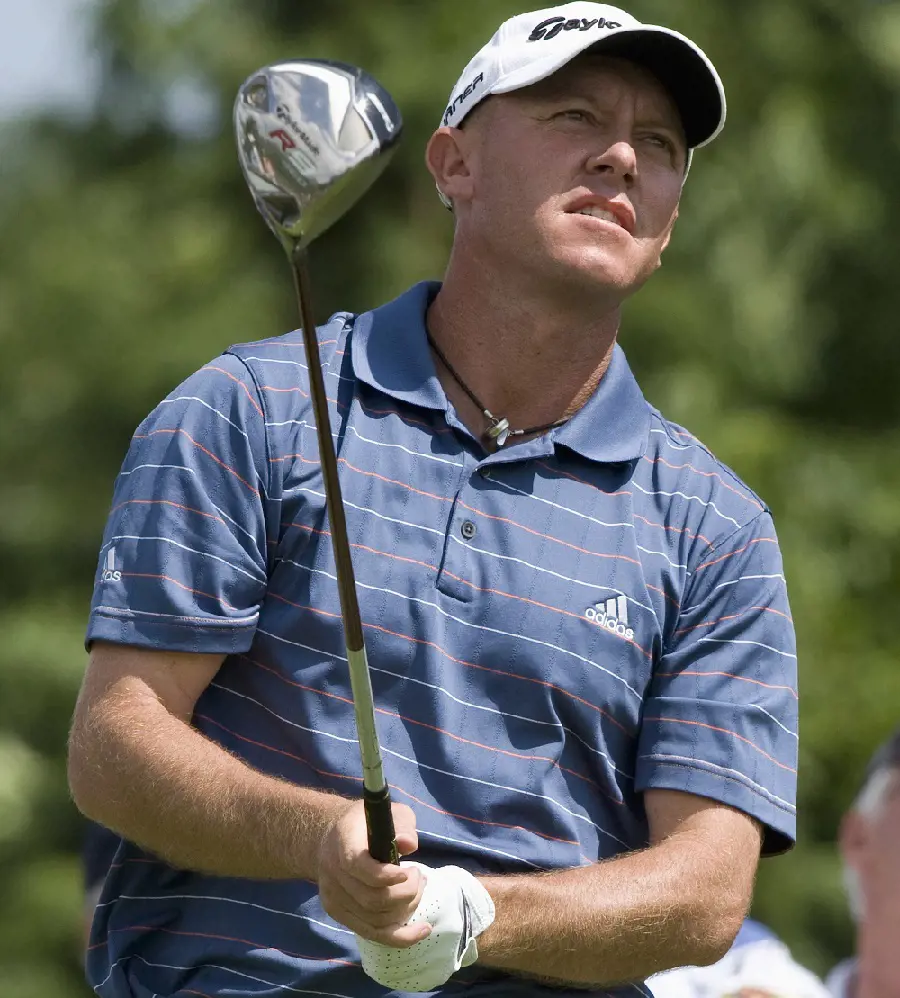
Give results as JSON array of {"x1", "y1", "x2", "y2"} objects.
[{"x1": 426, "y1": 253, "x2": 621, "y2": 448}]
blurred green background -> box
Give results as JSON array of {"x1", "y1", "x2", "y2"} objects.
[{"x1": 2, "y1": 0, "x2": 900, "y2": 993}]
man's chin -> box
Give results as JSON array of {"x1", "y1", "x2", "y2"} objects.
[{"x1": 552, "y1": 251, "x2": 642, "y2": 297}]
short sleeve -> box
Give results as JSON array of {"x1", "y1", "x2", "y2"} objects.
[
  {"x1": 86, "y1": 351, "x2": 276, "y2": 654},
  {"x1": 636, "y1": 511, "x2": 798, "y2": 854}
]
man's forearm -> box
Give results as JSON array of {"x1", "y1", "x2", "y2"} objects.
[
  {"x1": 68, "y1": 681, "x2": 351, "y2": 880},
  {"x1": 476, "y1": 833, "x2": 751, "y2": 987}
]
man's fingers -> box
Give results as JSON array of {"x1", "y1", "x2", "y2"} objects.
[
  {"x1": 347, "y1": 852, "x2": 409, "y2": 889},
  {"x1": 323, "y1": 879, "x2": 402, "y2": 930},
  {"x1": 333, "y1": 867, "x2": 423, "y2": 920},
  {"x1": 318, "y1": 799, "x2": 427, "y2": 939},
  {"x1": 323, "y1": 880, "x2": 431, "y2": 945},
  {"x1": 359, "y1": 920, "x2": 432, "y2": 948},
  {"x1": 328, "y1": 801, "x2": 418, "y2": 888},
  {"x1": 390, "y1": 802, "x2": 419, "y2": 856}
]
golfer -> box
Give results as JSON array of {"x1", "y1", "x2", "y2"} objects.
[{"x1": 69, "y1": 4, "x2": 800, "y2": 996}]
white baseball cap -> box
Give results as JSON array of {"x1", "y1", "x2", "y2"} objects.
[{"x1": 440, "y1": 3, "x2": 725, "y2": 151}]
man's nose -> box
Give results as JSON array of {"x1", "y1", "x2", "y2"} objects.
[{"x1": 587, "y1": 139, "x2": 637, "y2": 187}]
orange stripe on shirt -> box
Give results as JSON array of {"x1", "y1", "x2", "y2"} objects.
[
  {"x1": 674, "y1": 605, "x2": 793, "y2": 635},
  {"x1": 389, "y1": 782, "x2": 585, "y2": 851},
  {"x1": 694, "y1": 538, "x2": 778, "y2": 573},
  {"x1": 282, "y1": 522, "x2": 440, "y2": 575},
  {"x1": 535, "y1": 459, "x2": 632, "y2": 496},
  {"x1": 121, "y1": 572, "x2": 238, "y2": 610},
  {"x1": 643, "y1": 456, "x2": 762, "y2": 509},
  {"x1": 274, "y1": 456, "x2": 455, "y2": 503},
  {"x1": 259, "y1": 384, "x2": 312, "y2": 398},
  {"x1": 633, "y1": 513, "x2": 714, "y2": 548},
  {"x1": 200, "y1": 365, "x2": 264, "y2": 418},
  {"x1": 644, "y1": 716, "x2": 796, "y2": 772},
  {"x1": 197, "y1": 712, "x2": 361, "y2": 785},
  {"x1": 646, "y1": 583, "x2": 680, "y2": 609},
  {"x1": 389, "y1": 706, "x2": 624, "y2": 803},
  {"x1": 457, "y1": 501, "x2": 644, "y2": 569},
  {"x1": 142, "y1": 429, "x2": 260, "y2": 497},
  {"x1": 110, "y1": 499, "x2": 226, "y2": 526},
  {"x1": 654, "y1": 669, "x2": 798, "y2": 699}
]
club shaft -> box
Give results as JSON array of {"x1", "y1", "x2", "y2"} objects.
[{"x1": 290, "y1": 247, "x2": 398, "y2": 865}]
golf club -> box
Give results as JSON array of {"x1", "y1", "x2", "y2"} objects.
[{"x1": 234, "y1": 59, "x2": 403, "y2": 864}]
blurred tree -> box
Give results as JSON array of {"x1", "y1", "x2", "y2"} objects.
[{"x1": 2, "y1": 0, "x2": 900, "y2": 992}]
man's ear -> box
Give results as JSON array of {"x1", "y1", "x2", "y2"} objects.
[{"x1": 425, "y1": 127, "x2": 475, "y2": 207}]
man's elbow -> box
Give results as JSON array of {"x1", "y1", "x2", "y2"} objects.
[
  {"x1": 682, "y1": 893, "x2": 748, "y2": 967},
  {"x1": 68, "y1": 721, "x2": 101, "y2": 820},
  {"x1": 67, "y1": 708, "x2": 120, "y2": 828}
]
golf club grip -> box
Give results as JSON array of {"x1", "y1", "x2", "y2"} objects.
[{"x1": 364, "y1": 785, "x2": 399, "y2": 864}]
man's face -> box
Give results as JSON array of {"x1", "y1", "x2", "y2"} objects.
[
  {"x1": 442, "y1": 55, "x2": 687, "y2": 301},
  {"x1": 841, "y1": 770, "x2": 900, "y2": 985}
]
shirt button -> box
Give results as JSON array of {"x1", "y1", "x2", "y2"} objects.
[
  {"x1": 479, "y1": 467, "x2": 492, "y2": 479},
  {"x1": 460, "y1": 520, "x2": 477, "y2": 540}
]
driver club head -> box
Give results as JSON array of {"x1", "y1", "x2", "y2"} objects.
[{"x1": 234, "y1": 59, "x2": 403, "y2": 253}]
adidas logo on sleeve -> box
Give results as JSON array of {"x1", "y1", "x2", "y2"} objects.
[{"x1": 101, "y1": 546, "x2": 122, "y2": 583}]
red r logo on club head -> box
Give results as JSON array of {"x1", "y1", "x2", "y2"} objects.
[{"x1": 269, "y1": 129, "x2": 296, "y2": 151}]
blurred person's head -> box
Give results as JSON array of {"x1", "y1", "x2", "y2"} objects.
[
  {"x1": 838, "y1": 727, "x2": 900, "y2": 995},
  {"x1": 426, "y1": 3, "x2": 725, "y2": 309}
]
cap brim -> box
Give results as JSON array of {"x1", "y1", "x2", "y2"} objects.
[
  {"x1": 490, "y1": 25, "x2": 724, "y2": 150},
  {"x1": 591, "y1": 28, "x2": 724, "y2": 149}
]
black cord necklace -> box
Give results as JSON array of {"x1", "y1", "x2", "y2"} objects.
[{"x1": 426, "y1": 331, "x2": 569, "y2": 447}]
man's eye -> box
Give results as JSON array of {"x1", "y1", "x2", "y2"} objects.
[
  {"x1": 556, "y1": 109, "x2": 590, "y2": 123},
  {"x1": 645, "y1": 133, "x2": 675, "y2": 152}
]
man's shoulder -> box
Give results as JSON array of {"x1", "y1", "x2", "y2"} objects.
[
  {"x1": 137, "y1": 311, "x2": 362, "y2": 456},
  {"x1": 206, "y1": 311, "x2": 361, "y2": 434},
  {"x1": 642, "y1": 406, "x2": 772, "y2": 543},
  {"x1": 225, "y1": 310, "x2": 357, "y2": 381}
]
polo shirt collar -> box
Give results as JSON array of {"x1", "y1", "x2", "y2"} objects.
[
  {"x1": 351, "y1": 280, "x2": 650, "y2": 465},
  {"x1": 351, "y1": 281, "x2": 446, "y2": 411},
  {"x1": 553, "y1": 340, "x2": 651, "y2": 464}
]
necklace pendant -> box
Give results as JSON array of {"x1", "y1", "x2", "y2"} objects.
[{"x1": 486, "y1": 416, "x2": 510, "y2": 447}]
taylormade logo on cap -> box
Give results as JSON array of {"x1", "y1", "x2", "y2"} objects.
[
  {"x1": 439, "y1": 2, "x2": 725, "y2": 152},
  {"x1": 527, "y1": 14, "x2": 623, "y2": 41}
]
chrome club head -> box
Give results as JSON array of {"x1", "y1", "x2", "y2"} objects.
[{"x1": 235, "y1": 59, "x2": 403, "y2": 251}]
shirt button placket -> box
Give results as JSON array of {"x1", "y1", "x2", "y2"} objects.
[{"x1": 435, "y1": 468, "x2": 486, "y2": 603}]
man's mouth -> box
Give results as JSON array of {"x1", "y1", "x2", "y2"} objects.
[
  {"x1": 574, "y1": 206, "x2": 623, "y2": 226},
  {"x1": 566, "y1": 196, "x2": 635, "y2": 234}
]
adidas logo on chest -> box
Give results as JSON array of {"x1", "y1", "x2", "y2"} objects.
[{"x1": 585, "y1": 596, "x2": 634, "y2": 641}]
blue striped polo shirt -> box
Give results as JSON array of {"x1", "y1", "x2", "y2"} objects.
[{"x1": 86, "y1": 280, "x2": 798, "y2": 998}]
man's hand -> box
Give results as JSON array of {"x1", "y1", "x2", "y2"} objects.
[
  {"x1": 356, "y1": 863, "x2": 496, "y2": 992},
  {"x1": 317, "y1": 800, "x2": 429, "y2": 947}
]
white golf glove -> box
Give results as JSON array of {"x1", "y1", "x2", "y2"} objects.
[{"x1": 356, "y1": 862, "x2": 495, "y2": 992}]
